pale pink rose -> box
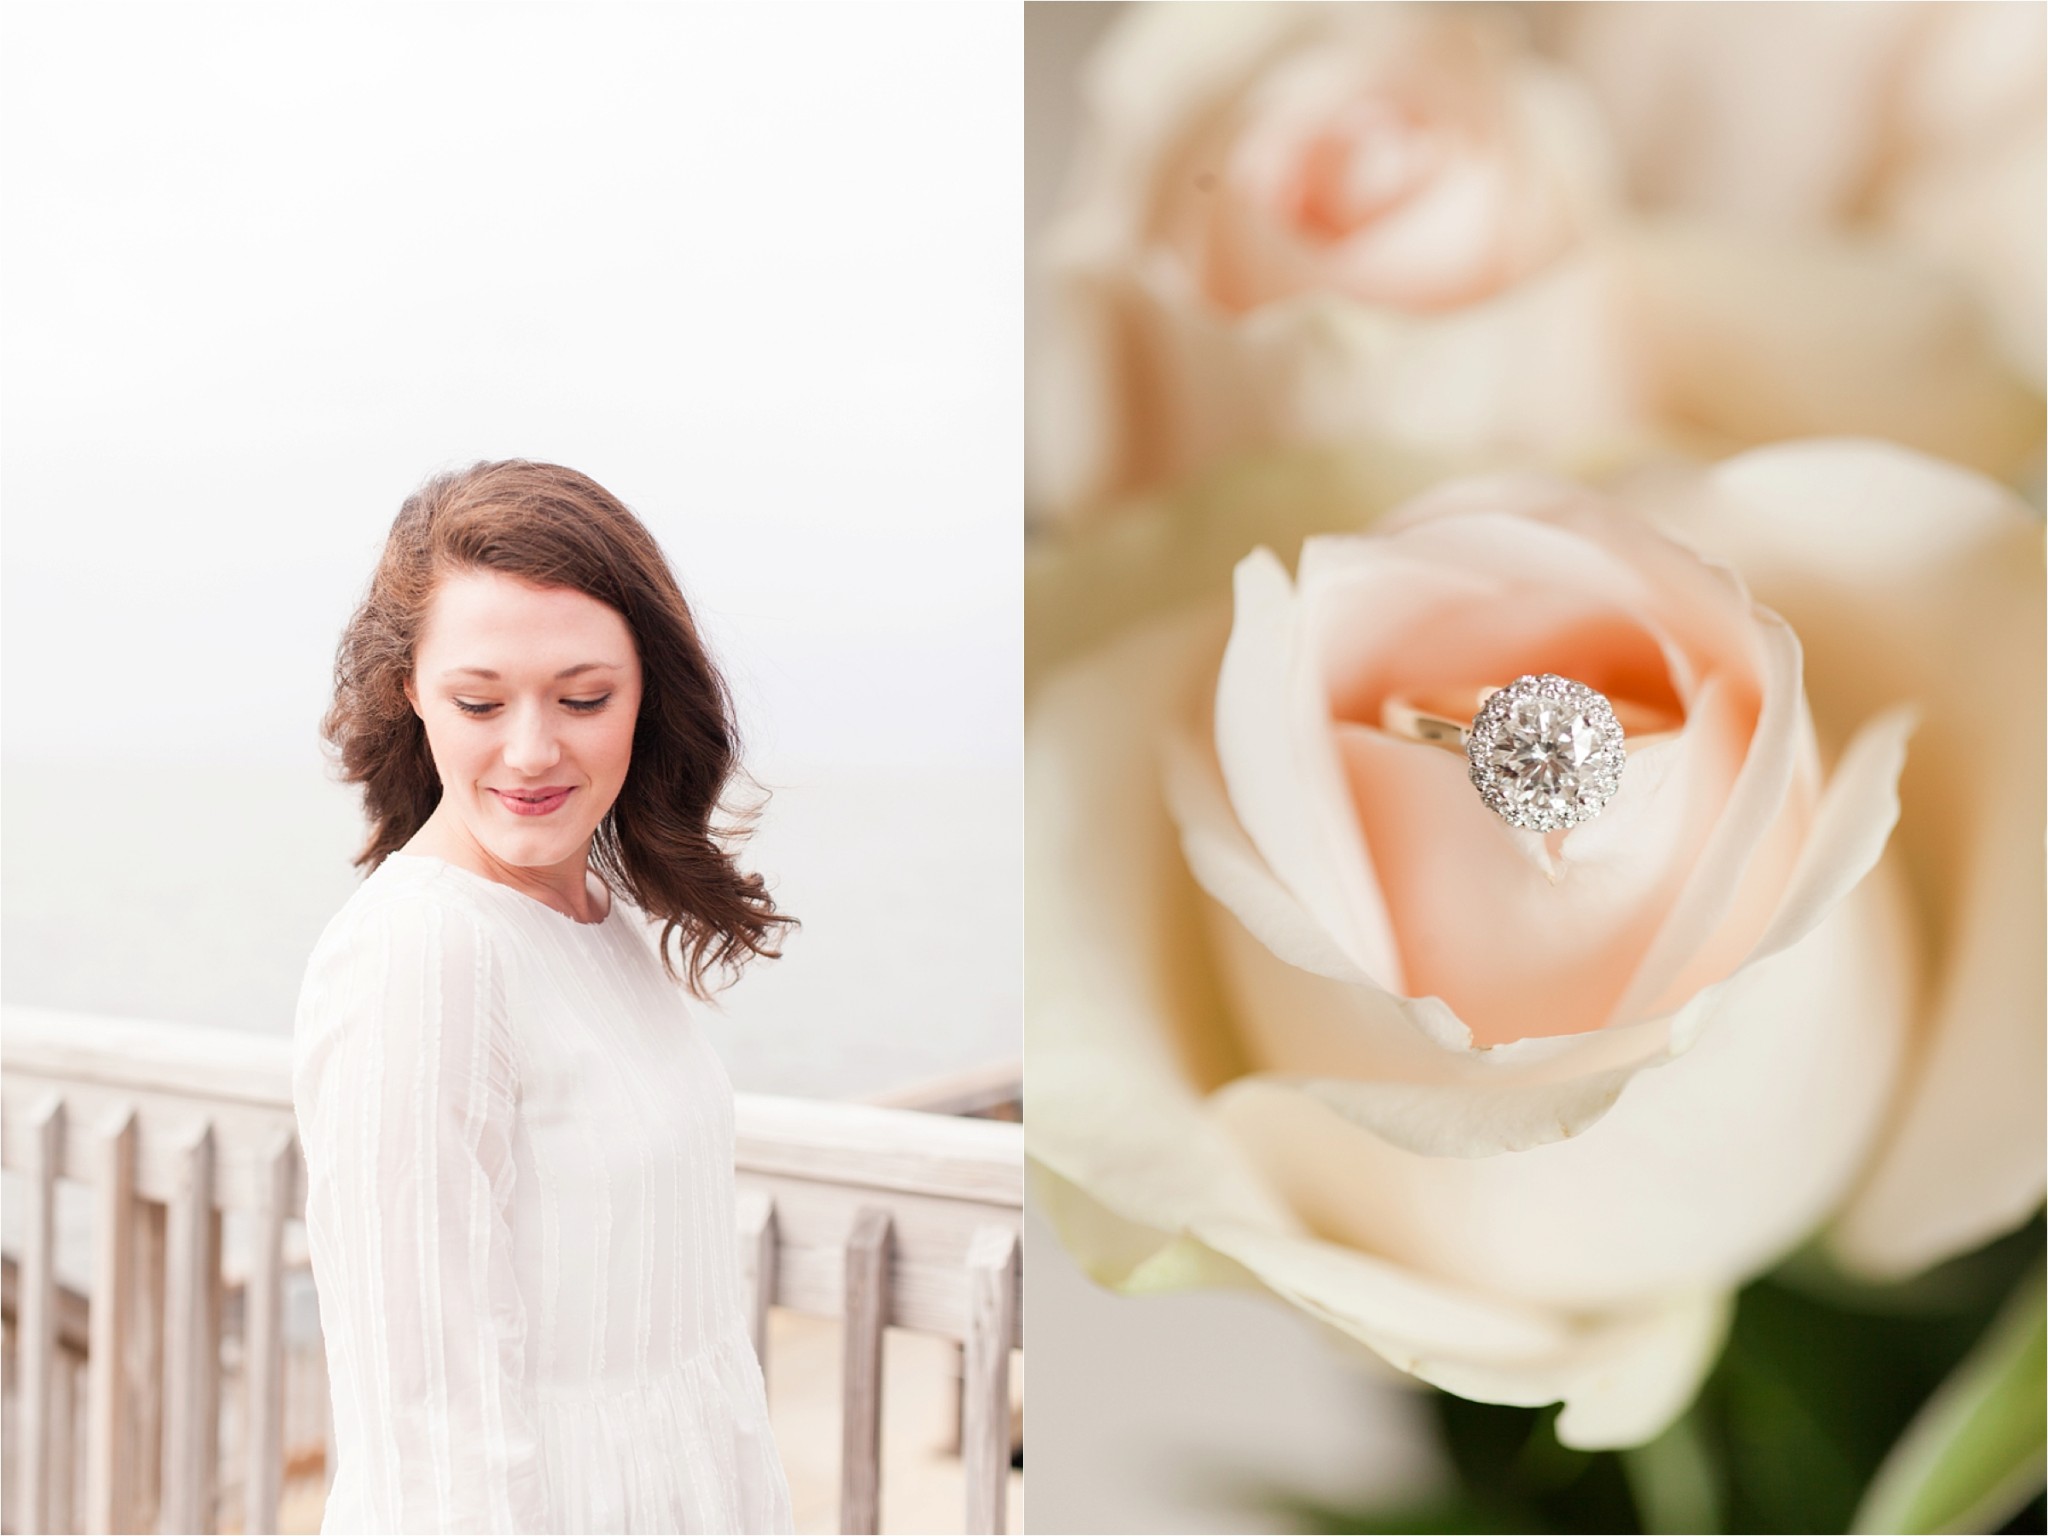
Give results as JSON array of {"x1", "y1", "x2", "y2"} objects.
[
  {"x1": 1550, "y1": 0, "x2": 2047, "y2": 388},
  {"x1": 1031, "y1": 1, "x2": 2042, "y2": 529},
  {"x1": 1027, "y1": 439, "x2": 2043, "y2": 1446},
  {"x1": 1030, "y1": 2, "x2": 1640, "y2": 523},
  {"x1": 1607, "y1": 219, "x2": 2044, "y2": 486}
]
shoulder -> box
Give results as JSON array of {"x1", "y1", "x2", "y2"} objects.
[
  {"x1": 292, "y1": 860, "x2": 525, "y2": 1130},
  {"x1": 300, "y1": 856, "x2": 510, "y2": 990}
]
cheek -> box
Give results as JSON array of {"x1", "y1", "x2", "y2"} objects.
[
  {"x1": 431, "y1": 728, "x2": 489, "y2": 784},
  {"x1": 593, "y1": 711, "x2": 639, "y2": 777}
]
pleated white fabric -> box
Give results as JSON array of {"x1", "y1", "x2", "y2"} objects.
[{"x1": 292, "y1": 851, "x2": 792, "y2": 1534}]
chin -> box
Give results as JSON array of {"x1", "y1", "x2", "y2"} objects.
[
  {"x1": 472, "y1": 816, "x2": 592, "y2": 868},
  {"x1": 509, "y1": 833, "x2": 587, "y2": 865}
]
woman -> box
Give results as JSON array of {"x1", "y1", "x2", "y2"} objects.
[{"x1": 291, "y1": 460, "x2": 796, "y2": 1534}]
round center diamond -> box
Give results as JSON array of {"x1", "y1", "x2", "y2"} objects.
[{"x1": 1466, "y1": 674, "x2": 1626, "y2": 832}]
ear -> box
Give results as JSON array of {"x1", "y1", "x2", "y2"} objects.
[{"x1": 403, "y1": 675, "x2": 421, "y2": 717}]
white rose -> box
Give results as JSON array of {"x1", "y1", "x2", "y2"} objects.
[
  {"x1": 1026, "y1": 438, "x2": 2043, "y2": 1446},
  {"x1": 1030, "y1": 1, "x2": 1638, "y2": 522},
  {"x1": 1549, "y1": 0, "x2": 2047, "y2": 389}
]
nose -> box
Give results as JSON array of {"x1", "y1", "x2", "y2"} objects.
[{"x1": 500, "y1": 702, "x2": 563, "y2": 777}]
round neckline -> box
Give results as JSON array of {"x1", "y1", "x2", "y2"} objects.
[{"x1": 387, "y1": 851, "x2": 616, "y2": 929}]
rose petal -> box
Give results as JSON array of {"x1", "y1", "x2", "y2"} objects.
[
  {"x1": 1027, "y1": 232, "x2": 1134, "y2": 529},
  {"x1": 1165, "y1": 726, "x2": 1380, "y2": 989},
  {"x1": 1215, "y1": 546, "x2": 1405, "y2": 987},
  {"x1": 1552, "y1": 2, "x2": 1922, "y2": 226},
  {"x1": 1029, "y1": 607, "x2": 1300, "y2": 1237},
  {"x1": 1320, "y1": 149, "x2": 1516, "y2": 310},
  {"x1": 1191, "y1": 1219, "x2": 1731, "y2": 1450},
  {"x1": 1075, "y1": 0, "x2": 1305, "y2": 215},
  {"x1": 1439, "y1": 1292, "x2": 1733, "y2": 1453},
  {"x1": 1362, "y1": 488, "x2": 1764, "y2": 695},
  {"x1": 1879, "y1": 1, "x2": 2048, "y2": 388},
  {"x1": 1220, "y1": 1066, "x2": 1642, "y2": 1161},
  {"x1": 1032, "y1": 1165, "x2": 1266, "y2": 1298},
  {"x1": 1034, "y1": 233, "x2": 1648, "y2": 520},
  {"x1": 1237, "y1": 253, "x2": 1648, "y2": 474},
  {"x1": 1744, "y1": 702, "x2": 1918, "y2": 965},
  {"x1": 1200, "y1": 877, "x2": 1677, "y2": 1116},
  {"x1": 1653, "y1": 440, "x2": 2046, "y2": 1276},
  {"x1": 1615, "y1": 222, "x2": 2043, "y2": 481},
  {"x1": 1609, "y1": 606, "x2": 1812, "y2": 1024},
  {"x1": 1300, "y1": 510, "x2": 1695, "y2": 718},
  {"x1": 1419, "y1": 1291, "x2": 1732, "y2": 1453},
  {"x1": 1191, "y1": 1218, "x2": 1570, "y2": 1364},
  {"x1": 1556, "y1": 0, "x2": 2047, "y2": 388},
  {"x1": 1212, "y1": 859, "x2": 1913, "y2": 1309}
]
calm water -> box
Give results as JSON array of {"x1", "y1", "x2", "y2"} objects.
[{"x1": 2, "y1": 757, "x2": 1020, "y2": 1098}]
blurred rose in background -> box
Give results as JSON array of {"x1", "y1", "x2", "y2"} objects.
[
  {"x1": 1030, "y1": 3, "x2": 1641, "y2": 520},
  {"x1": 1548, "y1": 1, "x2": 2046, "y2": 389},
  {"x1": 1030, "y1": 1, "x2": 2044, "y2": 531}
]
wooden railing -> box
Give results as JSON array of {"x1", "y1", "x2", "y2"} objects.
[
  {"x1": 0, "y1": 1006, "x2": 1023, "y2": 1535},
  {"x1": 864, "y1": 1060, "x2": 1023, "y2": 1121}
]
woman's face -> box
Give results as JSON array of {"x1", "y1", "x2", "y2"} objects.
[{"x1": 404, "y1": 569, "x2": 643, "y2": 874}]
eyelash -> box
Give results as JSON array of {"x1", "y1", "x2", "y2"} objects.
[{"x1": 453, "y1": 695, "x2": 613, "y2": 717}]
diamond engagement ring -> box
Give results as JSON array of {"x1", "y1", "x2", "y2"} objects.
[{"x1": 1380, "y1": 673, "x2": 1680, "y2": 832}]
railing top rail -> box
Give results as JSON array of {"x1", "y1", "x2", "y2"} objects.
[
  {"x1": 2, "y1": 1005, "x2": 1022, "y2": 1209},
  {"x1": 736, "y1": 1096, "x2": 1020, "y2": 1207},
  {"x1": 865, "y1": 1058, "x2": 1022, "y2": 1117},
  {"x1": 5, "y1": 1004, "x2": 291, "y2": 1105}
]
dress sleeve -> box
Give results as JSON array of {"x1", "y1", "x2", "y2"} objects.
[{"x1": 297, "y1": 894, "x2": 551, "y2": 1532}]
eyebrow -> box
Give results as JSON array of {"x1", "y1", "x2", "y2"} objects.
[{"x1": 441, "y1": 662, "x2": 622, "y2": 681}]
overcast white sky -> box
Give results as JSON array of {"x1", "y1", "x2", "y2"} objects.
[
  {"x1": 0, "y1": 5, "x2": 1022, "y2": 1091},
  {"x1": 2, "y1": 2, "x2": 1020, "y2": 774}
]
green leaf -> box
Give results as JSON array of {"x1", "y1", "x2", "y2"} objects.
[{"x1": 1852, "y1": 1262, "x2": 2046, "y2": 1535}]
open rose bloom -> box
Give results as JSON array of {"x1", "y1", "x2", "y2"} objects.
[{"x1": 1027, "y1": 440, "x2": 2044, "y2": 1449}]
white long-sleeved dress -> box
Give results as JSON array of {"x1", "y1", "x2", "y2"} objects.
[{"x1": 291, "y1": 850, "x2": 792, "y2": 1534}]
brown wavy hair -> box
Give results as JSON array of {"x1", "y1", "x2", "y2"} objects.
[{"x1": 321, "y1": 459, "x2": 794, "y2": 997}]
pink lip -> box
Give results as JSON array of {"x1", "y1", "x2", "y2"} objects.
[{"x1": 492, "y1": 786, "x2": 575, "y2": 817}]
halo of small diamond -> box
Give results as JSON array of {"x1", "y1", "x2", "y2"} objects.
[{"x1": 1465, "y1": 673, "x2": 1626, "y2": 832}]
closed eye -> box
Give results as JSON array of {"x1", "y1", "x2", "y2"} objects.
[{"x1": 452, "y1": 694, "x2": 613, "y2": 717}]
